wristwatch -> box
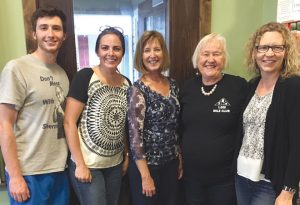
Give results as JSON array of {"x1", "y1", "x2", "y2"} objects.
[{"x1": 283, "y1": 186, "x2": 296, "y2": 194}]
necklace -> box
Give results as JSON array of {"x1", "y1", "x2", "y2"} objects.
[{"x1": 201, "y1": 84, "x2": 217, "y2": 96}]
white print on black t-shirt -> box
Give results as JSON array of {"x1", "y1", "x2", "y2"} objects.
[{"x1": 213, "y1": 98, "x2": 231, "y2": 113}]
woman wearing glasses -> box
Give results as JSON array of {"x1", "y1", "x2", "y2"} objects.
[
  {"x1": 235, "y1": 22, "x2": 300, "y2": 205},
  {"x1": 64, "y1": 26, "x2": 130, "y2": 205}
]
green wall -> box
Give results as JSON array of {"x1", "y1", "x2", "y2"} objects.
[
  {"x1": 212, "y1": 0, "x2": 277, "y2": 79},
  {"x1": 0, "y1": 0, "x2": 26, "y2": 70}
]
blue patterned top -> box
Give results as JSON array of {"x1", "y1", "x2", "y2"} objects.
[{"x1": 127, "y1": 78, "x2": 180, "y2": 165}]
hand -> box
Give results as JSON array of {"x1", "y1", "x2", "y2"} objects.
[
  {"x1": 178, "y1": 154, "x2": 183, "y2": 180},
  {"x1": 141, "y1": 175, "x2": 156, "y2": 197},
  {"x1": 9, "y1": 175, "x2": 30, "y2": 203},
  {"x1": 75, "y1": 164, "x2": 92, "y2": 183},
  {"x1": 122, "y1": 155, "x2": 129, "y2": 176},
  {"x1": 275, "y1": 190, "x2": 294, "y2": 205}
]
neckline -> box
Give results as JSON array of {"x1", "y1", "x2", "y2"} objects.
[
  {"x1": 200, "y1": 73, "x2": 225, "y2": 86},
  {"x1": 198, "y1": 73, "x2": 225, "y2": 86},
  {"x1": 92, "y1": 67, "x2": 126, "y2": 87},
  {"x1": 255, "y1": 90, "x2": 274, "y2": 98},
  {"x1": 139, "y1": 79, "x2": 171, "y2": 98},
  {"x1": 198, "y1": 74, "x2": 225, "y2": 96}
]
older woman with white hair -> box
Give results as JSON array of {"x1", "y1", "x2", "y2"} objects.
[{"x1": 180, "y1": 33, "x2": 247, "y2": 205}]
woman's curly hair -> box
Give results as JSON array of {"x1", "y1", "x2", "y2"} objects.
[{"x1": 245, "y1": 22, "x2": 300, "y2": 78}]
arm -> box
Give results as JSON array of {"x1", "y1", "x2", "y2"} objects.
[
  {"x1": 174, "y1": 80, "x2": 183, "y2": 180},
  {"x1": 275, "y1": 78, "x2": 300, "y2": 205},
  {"x1": 177, "y1": 146, "x2": 183, "y2": 180},
  {"x1": 122, "y1": 124, "x2": 129, "y2": 176},
  {"x1": 64, "y1": 97, "x2": 91, "y2": 183},
  {"x1": 135, "y1": 159, "x2": 156, "y2": 197},
  {"x1": 0, "y1": 104, "x2": 30, "y2": 202},
  {"x1": 275, "y1": 190, "x2": 294, "y2": 205},
  {"x1": 127, "y1": 86, "x2": 155, "y2": 197}
]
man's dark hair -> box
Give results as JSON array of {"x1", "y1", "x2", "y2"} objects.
[{"x1": 31, "y1": 7, "x2": 67, "y2": 33}]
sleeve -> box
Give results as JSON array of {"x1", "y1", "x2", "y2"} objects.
[
  {"x1": 178, "y1": 81, "x2": 188, "y2": 144},
  {"x1": 67, "y1": 68, "x2": 93, "y2": 103},
  {"x1": 170, "y1": 78, "x2": 181, "y2": 152},
  {"x1": 127, "y1": 86, "x2": 146, "y2": 161},
  {"x1": 170, "y1": 78, "x2": 179, "y2": 97},
  {"x1": 0, "y1": 60, "x2": 26, "y2": 110},
  {"x1": 283, "y1": 77, "x2": 300, "y2": 188},
  {"x1": 236, "y1": 77, "x2": 249, "y2": 110}
]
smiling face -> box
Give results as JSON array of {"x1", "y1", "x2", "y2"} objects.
[
  {"x1": 198, "y1": 40, "x2": 225, "y2": 83},
  {"x1": 142, "y1": 38, "x2": 163, "y2": 73},
  {"x1": 97, "y1": 33, "x2": 124, "y2": 70},
  {"x1": 255, "y1": 31, "x2": 285, "y2": 76},
  {"x1": 33, "y1": 16, "x2": 66, "y2": 55}
]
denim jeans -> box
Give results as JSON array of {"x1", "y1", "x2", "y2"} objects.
[
  {"x1": 68, "y1": 159, "x2": 122, "y2": 205},
  {"x1": 235, "y1": 174, "x2": 276, "y2": 205}
]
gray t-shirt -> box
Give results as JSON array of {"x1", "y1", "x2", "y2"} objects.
[{"x1": 0, "y1": 54, "x2": 69, "y2": 175}]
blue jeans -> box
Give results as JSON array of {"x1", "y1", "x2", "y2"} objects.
[
  {"x1": 68, "y1": 160, "x2": 122, "y2": 205},
  {"x1": 5, "y1": 171, "x2": 69, "y2": 205},
  {"x1": 184, "y1": 173, "x2": 237, "y2": 205},
  {"x1": 235, "y1": 174, "x2": 276, "y2": 205}
]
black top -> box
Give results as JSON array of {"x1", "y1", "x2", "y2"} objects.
[{"x1": 180, "y1": 74, "x2": 247, "y2": 183}]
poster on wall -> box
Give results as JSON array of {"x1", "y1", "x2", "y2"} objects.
[
  {"x1": 277, "y1": 0, "x2": 300, "y2": 22},
  {"x1": 278, "y1": 0, "x2": 300, "y2": 53}
]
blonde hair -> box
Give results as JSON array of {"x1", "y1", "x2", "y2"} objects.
[
  {"x1": 134, "y1": 31, "x2": 170, "y2": 73},
  {"x1": 192, "y1": 33, "x2": 228, "y2": 69},
  {"x1": 245, "y1": 22, "x2": 300, "y2": 78}
]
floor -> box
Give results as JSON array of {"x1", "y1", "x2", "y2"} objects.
[{"x1": 0, "y1": 185, "x2": 9, "y2": 205}]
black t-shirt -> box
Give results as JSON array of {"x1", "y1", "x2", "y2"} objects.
[{"x1": 180, "y1": 74, "x2": 247, "y2": 182}]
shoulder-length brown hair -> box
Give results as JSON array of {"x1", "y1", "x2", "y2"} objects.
[
  {"x1": 134, "y1": 30, "x2": 170, "y2": 73},
  {"x1": 245, "y1": 22, "x2": 300, "y2": 78}
]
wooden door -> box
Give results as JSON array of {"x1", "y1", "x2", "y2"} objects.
[{"x1": 169, "y1": 0, "x2": 211, "y2": 87}]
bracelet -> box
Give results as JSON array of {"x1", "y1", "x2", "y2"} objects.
[{"x1": 283, "y1": 186, "x2": 296, "y2": 194}]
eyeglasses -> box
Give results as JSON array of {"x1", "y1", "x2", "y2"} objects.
[
  {"x1": 255, "y1": 45, "x2": 285, "y2": 53},
  {"x1": 99, "y1": 25, "x2": 124, "y2": 34}
]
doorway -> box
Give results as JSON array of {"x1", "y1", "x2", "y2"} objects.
[{"x1": 73, "y1": 0, "x2": 168, "y2": 82}]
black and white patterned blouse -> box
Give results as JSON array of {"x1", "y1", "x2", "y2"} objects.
[
  {"x1": 127, "y1": 78, "x2": 180, "y2": 165},
  {"x1": 237, "y1": 91, "x2": 273, "y2": 181},
  {"x1": 68, "y1": 68, "x2": 130, "y2": 168}
]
